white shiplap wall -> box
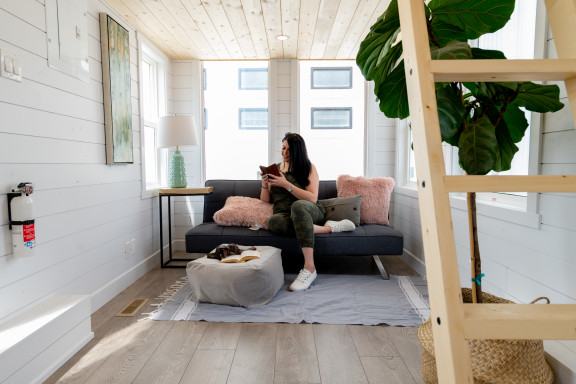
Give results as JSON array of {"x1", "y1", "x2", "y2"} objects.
[
  {"x1": 365, "y1": 81, "x2": 397, "y2": 180},
  {"x1": 168, "y1": 60, "x2": 204, "y2": 251},
  {"x1": 268, "y1": 59, "x2": 298, "y2": 164},
  {"x1": 0, "y1": 0, "x2": 163, "y2": 380},
  {"x1": 365, "y1": 80, "x2": 398, "y2": 226},
  {"x1": 391, "y1": 22, "x2": 576, "y2": 383}
]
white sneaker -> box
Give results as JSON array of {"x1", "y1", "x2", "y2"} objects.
[
  {"x1": 325, "y1": 219, "x2": 356, "y2": 233},
  {"x1": 289, "y1": 269, "x2": 317, "y2": 292}
]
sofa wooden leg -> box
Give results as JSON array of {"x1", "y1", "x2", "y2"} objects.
[{"x1": 372, "y1": 255, "x2": 389, "y2": 280}]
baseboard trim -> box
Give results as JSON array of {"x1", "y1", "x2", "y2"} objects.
[
  {"x1": 544, "y1": 341, "x2": 576, "y2": 384},
  {"x1": 173, "y1": 239, "x2": 186, "y2": 251},
  {"x1": 90, "y1": 252, "x2": 157, "y2": 313},
  {"x1": 401, "y1": 249, "x2": 427, "y2": 278}
]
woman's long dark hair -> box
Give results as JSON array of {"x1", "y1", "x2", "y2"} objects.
[{"x1": 283, "y1": 132, "x2": 312, "y2": 187}]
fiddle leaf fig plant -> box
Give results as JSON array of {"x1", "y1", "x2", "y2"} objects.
[{"x1": 357, "y1": 0, "x2": 564, "y2": 301}]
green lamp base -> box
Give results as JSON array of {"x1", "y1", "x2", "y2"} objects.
[{"x1": 169, "y1": 149, "x2": 187, "y2": 188}]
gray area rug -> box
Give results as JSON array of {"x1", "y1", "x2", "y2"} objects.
[{"x1": 149, "y1": 274, "x2": 429, "y2": 326}]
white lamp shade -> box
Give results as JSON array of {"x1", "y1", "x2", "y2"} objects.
[{"x1": 158, "y1": 115, "x2": 199, "y2": 148}]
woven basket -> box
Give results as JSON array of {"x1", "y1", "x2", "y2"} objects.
[{"x1": 418, "y1": 288, "x2": 554, "y2": 384}]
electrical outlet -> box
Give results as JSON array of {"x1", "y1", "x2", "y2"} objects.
[
  {"x1": 130, "y1": 239, "x2": 136, "y2": 257},
  {"x1": 124, "y1": 241, "x2": 131, "y2": 258}
]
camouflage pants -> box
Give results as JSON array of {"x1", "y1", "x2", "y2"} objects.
[{"x1": 267, "y1": 200, "x2": 326, "y2": 248}]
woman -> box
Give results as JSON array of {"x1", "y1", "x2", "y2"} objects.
[{"x1": 260, "y1": 132, "x2": 355, "y2": 291}]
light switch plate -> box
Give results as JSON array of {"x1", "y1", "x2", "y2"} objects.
[{"x1": 0, "y1": 48, "x2": 22, "y2": 82}]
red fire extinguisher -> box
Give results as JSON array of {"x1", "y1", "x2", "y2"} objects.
[{"x1": 9, "y1": 182, "x2": 36, "y2": 257}]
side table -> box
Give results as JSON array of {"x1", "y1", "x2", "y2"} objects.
[{"x1": 159, "y1": 186, "x2": 214, "y2": 268}]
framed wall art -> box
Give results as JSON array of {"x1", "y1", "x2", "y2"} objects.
[{"x1": 100, "y1": 13, "x2": 133, "y2": 164}]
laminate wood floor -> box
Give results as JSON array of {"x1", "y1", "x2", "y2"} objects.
[{"x1": 45, "y1": 255, "x2": 425, "y2": 384}]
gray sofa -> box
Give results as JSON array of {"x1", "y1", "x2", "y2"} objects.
[{"x1": 185, "y1": 179, "x2": 404, "y2": 279}]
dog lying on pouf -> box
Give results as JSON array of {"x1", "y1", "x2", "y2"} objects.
[{"x1": 207, "y1": 244, "x2": 256, "y2": 260}]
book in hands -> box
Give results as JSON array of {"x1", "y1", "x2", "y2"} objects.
[
  {"x1": 219, "y1": 250, "x2": 261, "y2": 263},
  {"x1": 259, "y1": 163, "x2": 280, "y2": 177}
]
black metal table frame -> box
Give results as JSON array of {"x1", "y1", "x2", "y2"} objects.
[{"x1": 159, "y1": 187, "x2": 213, "y2": 268}]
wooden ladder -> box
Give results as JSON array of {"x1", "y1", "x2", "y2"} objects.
[{"x1": 397, "y1": 0, "x2": 576, "y2": 382}]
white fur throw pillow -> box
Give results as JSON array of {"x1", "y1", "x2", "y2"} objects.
[
  {"x1": 213, "y1": 196, "x2": 273, "y2": 229},
  {"x1": 337, "y1": 175, "x2": 395, "y2": 225}
]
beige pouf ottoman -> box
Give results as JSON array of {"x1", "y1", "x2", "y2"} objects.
[{"x1": 186, "y1": 245, "x2": 284, "y2": 308}]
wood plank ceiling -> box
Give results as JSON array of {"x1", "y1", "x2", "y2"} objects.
[{"x1": 105, "y1": 0, "x2": 392, "y2": 60}]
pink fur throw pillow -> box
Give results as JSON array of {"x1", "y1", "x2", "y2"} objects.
[
  {"x1": 213, "y1": 196, "x2": 273, "y2": 229},
  {"x1": 337, "y1": 175, "x2": 395, "y2": 225}
]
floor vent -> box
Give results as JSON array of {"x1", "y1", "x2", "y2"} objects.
[{"x1": 116, "y1": 298, "x2": 149, "y2": 317}]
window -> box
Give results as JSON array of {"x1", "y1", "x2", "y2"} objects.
[
  {"x1": 406, "y1": 124, "x2": 457, "y2": 185},
  {"x1": 139, "y1": 42, "x2": 167, "y2": 192},
  {"x1": 204, "y1": 61, "x2": 268, "y2": 180},
  {"x1": 239, "y1": 68, "x2": 268, "y2": 90},
  {"x1": 400, "y1": 1, "x2": 539, "y2": 211},
  {"x1": 311, "y1": 108, "x2": 352, "y2": 129},
  {"x1": 239, "y1": 108, "x2": 268, "y2": 130},
  {"x1": 311, "y1": 67, "x2": 352, "y2": 89},
  {"x1": 300, "y1": 61, "x2": 365, "y2": 179}
]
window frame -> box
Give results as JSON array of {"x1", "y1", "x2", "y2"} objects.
[
  {"x1": 138, "y1": 33, "x2": 168, "y2": 197},
  {"x1": 310, "y1": 107, "x2": 353, "y2": 130},
  {"x1": 238, "y1": 107, "x2": 268, "y2": 130},
  {"x1": 238, "y1": 68, "x2": 268, "y2": 90},
  {"x1": 311, "y1": 67, "x2": 353, "y2": 89}
]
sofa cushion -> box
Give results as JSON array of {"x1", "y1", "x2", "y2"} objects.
[
  {"x1": 337, "y1": 175, "x2": 395, "y2": 225},
  {"x1": 213, "y1": 196, "x2": 273, "y2": 229},
  {"x1": 185, "y1": 223, "x2": 404, "y2": 256},
  {"x1": 319, "y1": 194, "x2": 362, "y2": 226}
]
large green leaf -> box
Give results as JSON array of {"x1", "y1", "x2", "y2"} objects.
[
  {"x1": 371, "y1": 0, "x2": 400, "y2": 34},
  {"x1": 493, "y1": 120, "x2": 519, "y2": 172},
  {"x1": 430, "y1": 41, "x2": 472, "y2": 60},
  {"x1": 357, "y1": 29, "x2": 401, "y2": 82},
  {"x1": 437, "y1": 84, "x2": 467, "y2": 141},
  {"x1": 471, "y1": 47, "x2": 507, "y2": 60},
  {"x1": 512, "y1": 82, "x2": 564, "y2": 113},
  {"x1": 377, "y1": 42, "x2": 403, "y2": 81},
  {"x1": 429, "y1": 19, "x2": 468, "y2": 47},
  {"x1": 502, "y1": 104, "x2": 529, "y2": 142},
  {"x1": 429, "y1": 19, "x2": 467, "y2": 47},
  {"x1": 357, "y1": 0, "x2": 400, "y2": 81},
  {"x1": 376, "y1": 60, "x2": 409, "y2": 119},
  {"x1": 485, "y1": 104, "x2": 526, "y2": 172},
  {"x1": 429, "y1": 0, "x2": 515, "y2": 40},
  {"x1": 458, "y1": 115, "x2": 498, "y2": 175},
  {"x1": 357, "y1": 33, "x2": 391, "y2": 80}
]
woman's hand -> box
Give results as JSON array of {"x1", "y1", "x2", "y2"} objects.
[
  {"x1": 260, "y1": 172, "x2": 270, "y2": 190},
  {"x1": 267, "y1": 173, "x2": 290, "y2": 189}
]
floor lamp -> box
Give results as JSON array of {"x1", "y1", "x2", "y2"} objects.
[{"x1": 158, "y1": 115, "x2": 199, "y2": 188}]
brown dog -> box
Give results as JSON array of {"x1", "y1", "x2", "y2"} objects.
[{"x1": 207, "y1": 244, "x2": 256, "y2": 260}]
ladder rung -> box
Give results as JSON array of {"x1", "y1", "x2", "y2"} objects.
[
  {"x1": 463, "y1": 303, "x2": 576, "y2": 340},
  {"x1": 430, "y1": 59, "x2": 576, "y2": 82},
  {"x1": 444, "y1": 175, "x2": 576, "y2": 193}
]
